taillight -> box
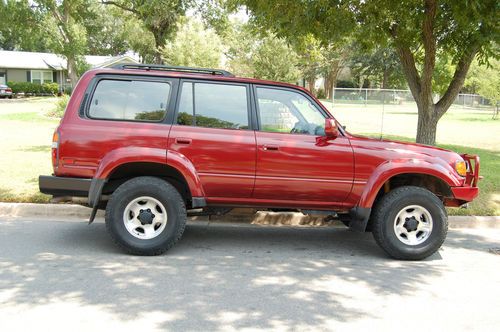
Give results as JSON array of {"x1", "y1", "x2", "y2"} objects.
[
  {"x1": 52, "y1": 130, "x2": 59, "y2": 168},
  {"x1": 6, "y1": 88, "x2": 12, "y2": 93}
]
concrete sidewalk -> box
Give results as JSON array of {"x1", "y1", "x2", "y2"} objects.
[{"x1": 0, "y1": 202, "x2": 498, "y2": 228}]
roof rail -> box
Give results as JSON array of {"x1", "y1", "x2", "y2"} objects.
[{"x1": 114, "y1": 63, "x2": 235, "y2": 77}]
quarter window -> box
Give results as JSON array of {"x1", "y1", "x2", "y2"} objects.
[
  {"x1": 177, "y1": 82, "x2": 249, "y2": 129},
  {"x1": 88, "y1": 79, "x2": 171, "y2": 121},
  {"x1": 257, "y1": 87, "x2": 325, "y2": 135}
]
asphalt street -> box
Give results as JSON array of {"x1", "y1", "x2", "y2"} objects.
[{"x1": 0, "y1": 217, "x2": 499, "y2": 331}]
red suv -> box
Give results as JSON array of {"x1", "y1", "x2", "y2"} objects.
[{"x1": 39, "y1": 64, "x2": 480, "y2": 260}]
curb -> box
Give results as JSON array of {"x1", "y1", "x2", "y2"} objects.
[{"x1": 0, "y1": 202, "x2": 499, "y2": 228}]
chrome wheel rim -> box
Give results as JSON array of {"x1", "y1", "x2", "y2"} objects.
[
  {"x1": 123, "y1": 196, "x2": 167, "y2": 240},
  {"x1": 393, "y1": 205, "x2": 433, "y2": 246}
]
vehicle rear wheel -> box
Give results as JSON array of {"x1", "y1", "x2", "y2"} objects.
[
  {"x1": 105, "y1": 176, "x2": 187, "y2": 255},
  {"x1": 371, "y1": 186, "x2": 448, "y2": 260}
]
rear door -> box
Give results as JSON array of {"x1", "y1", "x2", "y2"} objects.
[{"x1": 168, "y1": 80, "x2": 256, "y2": 198}]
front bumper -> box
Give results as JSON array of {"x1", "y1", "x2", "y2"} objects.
[
  {"x1": 39, "y1": 175, "x2": 91, "y2": 197},
  {"x1": 450, "y1": 154, "x2": 481, "y2": 203},
  {"x1": 451, "y1": 186, "x2": 479, "y2": 202}
]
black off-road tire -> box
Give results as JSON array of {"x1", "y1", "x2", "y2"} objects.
[
  {"x1": 105, "y1": 176, "x2": 187, "y2": 255},
  {"x1": 371, "y1": 186, "x2": 448, "y2": 260}
]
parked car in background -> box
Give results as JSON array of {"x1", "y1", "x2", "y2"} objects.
[
  {"x1": 0, "y1": 84, "x2": 13, "y2": 98},
  {"x1": 39, "y1": 64, "x2": 480, "y2": 260}
]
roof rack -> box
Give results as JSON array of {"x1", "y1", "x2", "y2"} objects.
[{"x1": 114, "y1": 63, "x2": 235, "y2": 77}]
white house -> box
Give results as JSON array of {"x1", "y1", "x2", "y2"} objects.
[{"x1": 0, "y1": 50, "x2": 139, "y2": 88}]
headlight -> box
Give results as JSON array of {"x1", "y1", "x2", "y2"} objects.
[{"x1": 455, "y1": 160, "x2": 467, "y2": 177}]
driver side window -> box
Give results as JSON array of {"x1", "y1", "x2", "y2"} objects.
[{"x1": 256, "y1": 87, "x2": 325, "y2": 135}]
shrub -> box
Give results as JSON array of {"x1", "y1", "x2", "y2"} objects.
[
  {"x1": 42, "y1": 82, "x2": 59, "y2": 94},
  {"x1": 316, "y1": 88, "x2": 326, "y2": 99},
  {"x1": 46, "y1": 94, "x2": 70, "y2": 118},
  {"x1": 7, "y1": 81, "x2": 59, "y2": 95},
  {"x1": 336, "y1": 80, "x2": 357, "y2": 88}
]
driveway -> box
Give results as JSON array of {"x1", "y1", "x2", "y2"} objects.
[{"x1": 0, "y1": 217, "x2": 499, "y2": 331}]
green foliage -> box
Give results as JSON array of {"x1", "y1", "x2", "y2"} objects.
[
  {"x1": 336, "y1": 80, "x2": 357, "y2": 88},
  {"x1": 46, "y1": 95, "x2": 70, "y2": 118},
  {"x1": 0, "y1": 0, "x2": 52, "y2": 51},
  {"x1": 237, "y1": 0, "x2": 498, "y2": 87},
  {"x1": 76, "y1": 59, "x2": 91, "y2": 77},
  {"x1": 83, "y1": 4, "x2": 130, "y2": 56},
  {"x1": 134, "y1": 110, "x2": 166, "y2": 121},
  {"x1": 293, "y1": 35, "x2": 324, "y2": 85},
  {"x1": 350, "y1": 44, "x2": 406, "y2": 89},
  {"x1": 177, "y1": 112, "x2": 240, "y2": 129},
  {"x1": 162, "y1": 18, "x2": 223, "y2": 68},
  {"x1": 316, "y1": 88, "x2": 326, "y2": 99},
  {"x1": 251, "y1": 35, "x2": 300, "y2": 83},
  {"x1": 225, "y1": 23, "x2": 300, "y2": 83},
  {"x1": 465, "y1": 59, "x2": 500, "y2": 108},
  {"x1": 103, "y1": 0, "x2": 191, "y2": 63},
  {"x1": 7, "y1": 81, "x2": 59, "y2": 95},
  {"x1": 235, "y1": 0, "x2": 500, "y2": 145}
]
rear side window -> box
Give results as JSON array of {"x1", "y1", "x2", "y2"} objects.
[
  {"x1": 88, "y1": 79, "x2": 171, "y2": 121},
  {"x1": 177, "y1": 82, "x2": 249, "y2": 129}
]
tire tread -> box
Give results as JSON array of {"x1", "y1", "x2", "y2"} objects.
[
  {"x1": 105, "y1": 176, "x2": 187, "y2": 256},
  {"x1": 371, "y1": 186, "x2": 448, "y2": 260}
]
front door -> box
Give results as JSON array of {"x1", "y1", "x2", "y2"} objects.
[
  {"x1": 0, "y1": 73, "x2": 6, "y2": 85},
  {"x1": 253, "y1": 86, "x2": 354, "y2": 207},
  {"x1": 168, "y1": 81, "x2": 256, "y2": 198}
]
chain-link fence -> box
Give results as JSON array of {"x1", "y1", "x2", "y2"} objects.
[
  {"x1": 332, "y1": 88, "x2": 494, "y2": 110},
  {"x1": 322, "y1": 88, "x2": 497, "y2": 148}
]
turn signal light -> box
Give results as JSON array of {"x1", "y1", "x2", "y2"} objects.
[{"x1": 455, "y1": 160, "x2": 467, "y2": 177}]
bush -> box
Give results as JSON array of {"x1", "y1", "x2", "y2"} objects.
[
  {"x1": 42, "y1": 82, "x2": 59, "y2": 94},
  {"x1": 336, "y1": 80, "x2": 357, "y2": 88},
  {"x1": 46, "y1": 94, "x2": 70, "y2": 118},
  {"x1": 7, "y1": 81, "x2": 59, "y2": 95},
  {"x1": 316, "y1": 88, "x2": 326, "y2": 99}
]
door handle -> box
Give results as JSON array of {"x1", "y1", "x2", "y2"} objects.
[
  {"x1": 175, "y1": 138, "x2": 192, "y2": 145},
  {"x1": 262, "y1": 144, "x2": 279, "y2": 151}
]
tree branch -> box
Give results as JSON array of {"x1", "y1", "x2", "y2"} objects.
[
  {"x1": 436, "y1": 45, "x2": 479, "y2": 117},
  {"x1": 389, "y1": 24, "x2": 422, "y2": 103},
  {"x1": 421, "y1": 0, "x2": 437, "y2": 106},
  {"x1": 101, "y1": 1, "x2": 139, "y2": 14}
]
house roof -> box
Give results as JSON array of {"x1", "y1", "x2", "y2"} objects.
[{"x1": 0, "y1": 50, "x2": 139, "y2": 70}]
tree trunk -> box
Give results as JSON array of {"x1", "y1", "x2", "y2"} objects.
[
  {"x1": 66, "y1": 56, "x2": 79, "y2": 89},
  {"x1": 382, "y1": 69, "x2": 390, "y2": 89},
  {"x1": 323, "y1": 71, "x2": 338, "y2": 100},
  {"x1": 307, "y1": 77, "x2": 316, "y2": 95},
  {"x1": 152, "y1": 30, "x2": 166, "y2": 64},
  {"x1": 323, "y1": 76, "x2": 331, "y2": 99},
  {"x1": 415, "y1": 105, "x2": 439, "y2": 145}
]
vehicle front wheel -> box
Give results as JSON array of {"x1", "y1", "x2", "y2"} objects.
[
  {"x1": 371, "y1": 186, "x2": 448, "y2": 260},
  {"x1": 105, "y1": 176, "x2": 187, "y2": 255}
]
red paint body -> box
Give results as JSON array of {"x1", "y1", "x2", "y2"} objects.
[{"x1": 52, "y1": 68, "x2": 480, "y2": 211}]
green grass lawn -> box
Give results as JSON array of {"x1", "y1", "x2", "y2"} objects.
[
  {"x1": 0, "y1": 97, "x2": 498, "y2": 215},
  {"x1": 0, "y1": 98, "x2": 59, "y2": 203}
]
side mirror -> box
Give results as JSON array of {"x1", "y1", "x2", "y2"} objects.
[{"x1": 324, "y1": 118, "x2": 340, "y2": 139}]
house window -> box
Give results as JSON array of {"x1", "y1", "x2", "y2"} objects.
[{"x1": 31, "y1": 70, "x2": 53, "y2": 84}]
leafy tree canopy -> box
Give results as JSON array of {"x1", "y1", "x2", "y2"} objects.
[
  {"x1": 233, "y1": 0, "x2": 499, "y2": 144},
  {"x1": 162, "y1": 18, "x2": 223, "y2": 68}
]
